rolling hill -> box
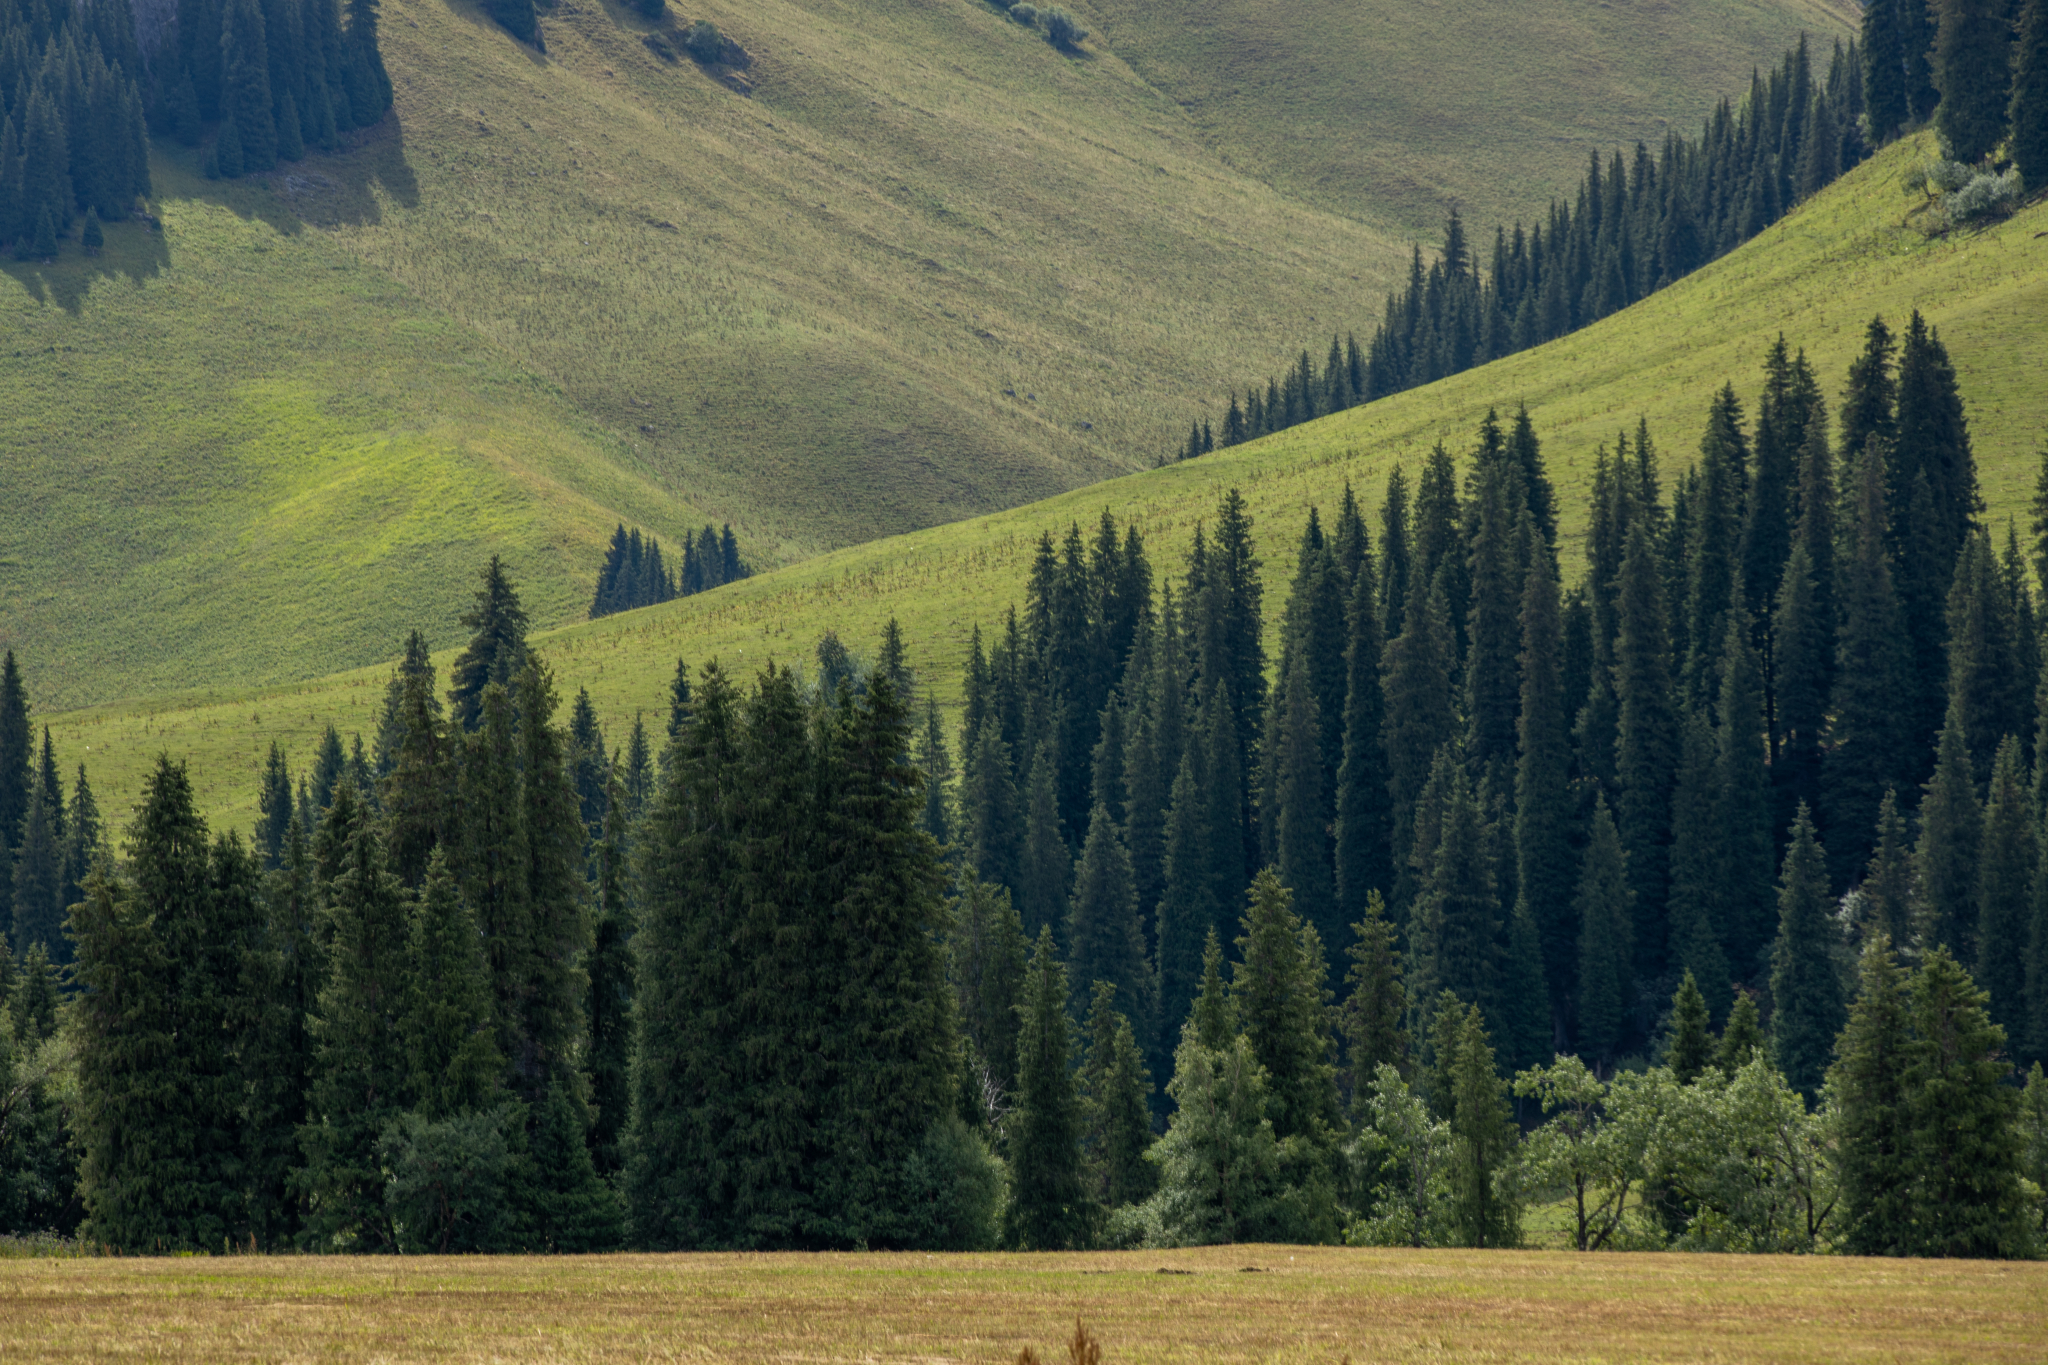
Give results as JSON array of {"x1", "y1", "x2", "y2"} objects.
[
  {"x1": 40, "y1": 133, "x2": 2048, "y2": 837},
  {"x1": 0, "y1": 0, "x2": 1848, "y2": 711}
]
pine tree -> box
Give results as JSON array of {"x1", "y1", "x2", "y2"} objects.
[
  {"x1": 255, "y1": 741, "x2": 293, "y2": 871},
  {"x1": 508, "y1": 660, "x2": 591, "y2": 1119},
  {"x1": 1665, "y1": 972, "x2": 1714, "y2": 1082},
  {"x1": 1718, "y1": 991, "x2": 1767, "y2": 1073},
  {"x1": 1077, "y1": 982, "x2": 1156, "y2": 1208},
  {"x1": 383, "y1": 664, "x2": 450, "y2": 889},
  {"x1": 2014, "y1": 0, "x2": 2048, "y2": 188},
  {"x1": 1903, "y1": 946, "x2": 2032, "y2": 1257},
  {"x1": 60, "y1": 765, "x2": 103, "y2": 918},
  {"x1": 1515, "y1": 542, "x2": 1575, "y2": 1026},
  {"x1": 243, "y1": 812, "x2": 320, "y2": 1249},
  {"x1": 1462, "y1": 471, "x2": 1521, "y2": 778},
  {"x1": 1574, "y1": 796, "x2": 1634, "y2": 1065},
  {"x1": 1005, "y1": 927, "x2": 1092, "y2": 1249},
  {"x1": 1714, "y1": 612, "x2": 1779, "y2": 976},
  {"x1": 1932, "y1": 0, "x2": 2017, "y2": 162},
  {"x1": 220, "y1": 0, "x2": 278, "y2": 173},
  {"x1": 1381, "y1": 572, "x2": 1457, "y2": 918},
  {"x1": 9, "y1": 782, "x2": 61, "y2": 959},
  {"x1": 0, "y1": 652, "x2": 30, "y2": 879},
  {"x1": 1975, "y1": 736, "x2": 2036, "y2": 1036},
  {"x1": 962, "y1": 719, "x2": 1023, "y2": 896},
  {"x1": 1666, "y1": 711, "x2": 1734, "y2": 1023},
  {"x1": 1340, "y1": 891, "x2": 1409, "y2": 1109},
  {"x1": 1445, "y1": 1004, "x2": 1520, "y2": 1248},
  {"x1": 1066, "y1": 801, "x2": 1154, "y2": 1042},
  {"x1": 448, "y1": 556, "x2": 529, "y2": 731},
  {"x1": 1862, "y1": 789, "x2": 1917, "y2": 953},
  {"x1": 1829, "y1": 935, "x2": 1916, "y2": 1254},
  {"x1": 1335, "y1": 540, "x2": 1393, "y2": 926},
  {"x1": 1769, "y1": 804, "x2": 1845, "y2": 1102},
  {"x1": 1158, "y1": 740, "x2": 1219, "y2": 1056},
  {"x1": 81, "y1": 206, "x2": 102, "y2": 254},
  {"x1": 1917, "y1": 707, "x2": 1984, "y2": 956},
  {"x1": 1773, "y1": 540, "x2": 1830, "y2": 837},
  {"x1": 916, "y1": 700, "x2": 953, "y2": 846},
  {"x1": 1411, "y1": 766, "x2": 1502, "y2": 1031},
  {"x1": 1270, "y1": 658, "x2": 1337, "y2": 971},
  {"x1": 950, "y1": 880, "x2": 1030, "y2": 1105},
  {"x1": 1825, "y1": 445, "x2": 1912, "y2": 883}
]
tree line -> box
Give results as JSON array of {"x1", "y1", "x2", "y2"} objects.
[
  {"x1": 0, "y1": 0, "x2": 152, "y2": 260},
  {"x1": 1172, "y1": 36, "x2": 1867, "y2": 463},
  {"x1": 588, "y1": 521, "x2": 750, "y2": 620},
  {"x1": 6, "y1": 314, "x2": 2048, "y2": 1250}
]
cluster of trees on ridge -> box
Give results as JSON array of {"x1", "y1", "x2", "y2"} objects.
[
  {"x1": 1171, "y1": 36, "x2": 1868, "y2": 462},
  {"x1": 588, "y1": 522, "x2": 750, "y2": 620},
  {"x1": 5, "y1": 316, "x2": 2048, "y2": 1254},
  {"x1": 1865, "y1": 0, "x2": 2048, "y2": 176}
]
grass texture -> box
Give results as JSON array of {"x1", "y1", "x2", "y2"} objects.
[
  {"x1": 0, "y1": 1244, "x2": 2043, "y2": 1362},
  {"x1": 38, "y1": 135, "x2": 2048, "y2": 839},
  {"x1": 0, "y1": 0, "x2": 1845, "y2": 710}
]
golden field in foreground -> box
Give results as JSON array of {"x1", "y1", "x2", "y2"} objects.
[{"x1": 0, "y1": 1244, "x2": 2042, "y2": 1362}]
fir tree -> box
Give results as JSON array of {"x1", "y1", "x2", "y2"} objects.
[
  {"x1": 401, "y1": 849, "x2": 503, "y2": 1120},
  {"x1": 1903, "y1": 946, "x2": 2032, "y2": 1257},
  {"x1": 1157, "y1": 742, "x2": 1218, "y2": 1054},
  {"x1": 1718, "y1": 991, "x2": 1767, "y2": 1074},
  {"x1": 1574, "y1": 795, "x2": 1633, "y2": 1066},
  {"x1": 916, "y1": 700, "x2": 953, "y2": 846},
  {"x1": 1411, "y1": 766, "x2": 1502, "y2": 1031},
  {"x1": 1975, "y1": 736, "x2": 2035, "y2": 1036},
  {"x1": 1515, "y1": 541, "x2": 1575, "y2": 1025},
  {"x1": 1191, "y1": 926, "x2": 1238, "y2": 1052},
  {"x1": 1018, "y1": 741, "x2": 1072, "y2": 945},
  {"x1": 1613, "y1": 520, "x2": 1678, "y2": 973},
  {"x1": 586, "y1": 771, "x2": 634, "y2": 1179},
  {"x1": 1335, "y1": 538, "x2": 1393, "y2": 926},
  {"x1": 1917, "y1": 707, "x2": 1984, "y2": 956},
  {"x1": 2013, "y1": 0, "x2": 2048, "y2": 188},
  {"x1": 1340, "y1": 891, "x2": 1409, "y2": 1108},
  {"x1": 1065, "y1": 801, "x2": 1154, "y2": 1042},
  {"x1": 962, "y1": 719, "x2": 1023, "y2": 896},
  {"x1": 255, "y1": 741, "x2": 293, "y2": 871},
  {"x1": 0, "y1": 652, "x2": 30, "y2": 876},
  {"x1": 950, "y1": 880, "x2": 1030, "y2": 1105},
  {"x1": 383, "y1": 663, "x2": 451, "y2": 889},
  {"x1": 448, "y1": 556, "x2": 529, "y2": 732},
  {"x1": 1829, "y1": 935, "x2": 1916, "y2": 1255},
  {"x1": 1769, "y1": 804, "x2": 1845, "y2": 1102},
  {"x1": 1270, "y1": 659, "x2": 1337, "y2": 971},
  {"x1": 8, "y1": 782, "x2": 61, "y2": 959},
  {"x1": 1932, "y1": 0, "x2": 2016, "y2": 162},
  {"x1": 1665, "y1": 972, "x2": 1714, "y2": 1083},
  {"x1": 1381, "y1": 572, "x2": 1457, "y2": 918},
  {"x1": 1714, "y1": 612, "x2": 1778, "y2": 976},
  {"x1": 1233, "y1": 868, "x2": 1342, "y2": 1147},
  {"x1": 1666, "y1": 711, "x2": 1733, "y2": 1023},
  {"x1": 1005, "y1": 927, "x2": 1092, "y2": 1249},
  {"x1": 1862, "y1": 790, "x2": 1917, "y2": 954},
  {"x1": 1445, "y1": 1004, "x2": 1520, "y2": 1248},
  {"x1": 1077, "y1": 982, "x2": 1156, "y2": 1209},
  {"x1": 1825, "y1": 440, "x2": 1912, "y2": 881}
]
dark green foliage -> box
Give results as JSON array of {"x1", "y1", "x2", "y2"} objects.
[
  {"x1": 1018, "y1": 741, "x2": 1072, "y2": 944},
  {"x1": 448, "y1": 556, "x2": 529, "y2": 733},
  {"x1": 917, "y1": 700, "x2": 953, "y2": 846},
  {"x1": 59, "y1": 765, "x2": 102, "y2": 923},
  {"x1": 1005, "y1": 928, "x2": 1092, "y2": 1249},
  {"x1": 401, "y1": 850, "x2": 503, "y2": 1121},
  {"x1": 1381, "y1": 572, "x2": 1457, "y2": 918},
  {"x1": 380, "y1": 1105, "x2": 516, "y2": 1254},
  {"x1": 2014, "y1": 0, "x2": 2048, "y2": 187},
  {"x1": 382, "y1": 663, "x2": 450, "y2": 889},
  {"x1": 586, "y1": 771, "x2": 634, "y2": 1179},
  {"x1": 256, "y1": 742, "x2": 293, "y2": 871},
  {"x1": 1772, "y1": 539, "x2": 1830, "y2": 840},
  {"x1": 8, "y1": 778, "x2": 61, "y2": 959},
  {"x1": 1078, "y1": 982, "x2": 1156, "y2": 1208},
  {"x1": 1158, "y1": 737, "x2": 1218, "y2": 1053},
  {"x1": 0, "y1": 653, "x2": 29, "y2": 877},
  {"x1": 243, "y1": 814, "x2": 319, "y2": 1249},
  {"x1": 1865, "y1": 0, "x2": 1939, "y2": 137},
  {"x1": 1667, "y1": 710, "x2": 1733, "y2": 1023},
  {"x1": 81, "y1": 207, "x2": 101, "y2": 253},
  {"x1": 962, "y1": 719, "x2": 1023, "y2": 896},
  {"x1": 1515, "y1": 543, "x2": 1575, "y2": 1026},
  {"x1": 1335, "y1": 532, "x2": 1392, "y2": 927},
  {"x1": 1190, "y1": 927, "x2": 1237, "y2": 1053},
  {"x1": 1769, "y1": 805, "x2": 1845, "y2": 1102},
  {"x1": 1340, "y1": 890, "x2": 1408, "y2": 1111},
  {"x1": 488, "y1": 0, "x2": 543, "y2": 48},
  {"x1": 1066, "y1": 801, "x2": 1154, "y2": 1041},
  {"x1": 1042, "y1": 6, "x2": 1086, "y2": 49},
  {"x1": 521, "y1": 1076, "x2": 624, "y2": 1251},
  {"x1": 1829, "y1": 936, "x2": 1916, "y2": 1255},
  {"x1": 1410, "y1": 765, "x2": 1502, "y2": 1032},
  {"x1": 1932, "y1": 0, "x2": 2016, "y2": 162},
  {"x1": 1916, "y1": 707, "x2": 1984, "y2": 956},
  {"x1": 1861, "y1": 789, "x2": 1916, "y2": 953},
  {"x1": 1975, "y1": 737, "x2": 2035, "y2": 1036},
  {"x1": 1945, "y1": 531, "x2": 2029, "y2": 782},
  {"x1": 950, "y1": 880, "x2": 1030, "y2": 1109},
  {"x1": 1613, "y1": 519, "x2": 1678, "y2": 974},
  {"x1": 1665, "y1": 972, "x2": 1714, "y2": 1082},
  {"x1": 300, "y1": 817, "x2": 411, "y2": 1252},
  {"x1": 1233, "y1": 868, "x2": 1342, "y2": 1147},
  {"x1": 1574, "y1": 795, "x2": 1633, "y2": 1065},
  {"x1": 1269, "y1": 658, "x2": 1336, "y2": 970},
  {"x1": 1902, "y1": 947, "x2": 2032, "y2": 1257},
  {"x1": 1714, "y1": 612, "x2": 1778, "y2": 977},
  {"x1": 1444, "y1": 1004, "x2": 1520, "y2": 1248},
  {"x1": 1718, "y1": 992, "x2": 1766, "y2": 1073}
]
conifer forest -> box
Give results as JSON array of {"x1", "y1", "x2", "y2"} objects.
[{"x1": 5, "y1": 317, "x2": 2048, "y2": 1259}]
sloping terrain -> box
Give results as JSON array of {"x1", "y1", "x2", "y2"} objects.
[
  {"x1": 1, "y1": 0, "x2": 1846, "y2": 710},
  {"x1": 44, "y1": 135, "x2": 2048, "y2": 835}
]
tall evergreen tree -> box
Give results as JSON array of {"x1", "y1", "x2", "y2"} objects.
[
  {"x1": 1974, "y1": 736, "x2": 2035, "y2": 1037},
  {"x1": 1830, "y1": 935, "x2": 1916, "y2": 1254},
  {"x1": 1917, "y1": 707, "x2": 1984, "y2": 956},
  {"x1": 1515, "y1": 541, "x2": 1576, "y2": 1023},
  {"x1": 1714, "y1": 612, "x2": 1778, "y2": 975},
  {"x1": 1665, "y1": 972, "x2": 1715, "y2": 1083},
  {"x1": 950, "y1": 880, "x2": 1030, "y2": 1105},
  {"x1": 255, "y1": 742, "x2": 293, "y2": 871},
  {"x1": 1613, "y1": 520, "x2": 1678, "y2": 973},
  {"x1": 2014, "y1": 0, "x2": 2048, "y2": 187},
  {"x1": 1066, "y1": 801, "x2": 1154, "y2": 1042},
  {"x1": 1666, "y1": 711, "x2": 1734, "y2": 1023},
  {"x1": 1574, "y1": 795, "x2": 1633, "y2": 1065},
  {"x1": 400, "y1": 849, "x2": 503, "y2": 1121},
  {"x1": 1824, "y1": 445, "x2": 1912, "y2": 883},
  {"x1": 1381, "y1": 572, "x2": 1457, "y2": 918},
  {"x1": 1335, "y1": 540, "x2": 1393, "y2": 927},
  {"x1": 1018, "y1": 741, "x2": 1072, "y2": 945},
  {"x1": 1158, "y1": 740, "x2": 1219, "y2": 1058},
  {"x1": 1270, "y1": 659, "x2": 1337, "y2": 973},
  {"x1": 1005, "y1": 927, "x2": 1091, "y2": 1249},
  {"x1": 1863, "y1": 789, "x2": 1918, "y2": 953},
  {"x1": 1932, "y1": 0, "x2": 2017, "y2": 162},
  {"x1": 448, "y1": 556, "x2": 529, "y2": 732},
  {"x1": 1445, "y1": 1004, "x2": 1520, "y2": 1248},
  {"x1": 1340, "y1": 891, "x2": 1409, "y2": 1108},
  {"x1": 0, "y1": 652, "x2": 30, "y2": 884},
  {"x1": 1233, "y1": 868, "x2": 1342, "y2": 1146},
  {"x1": 1769, "y1": 805, "x2": 1845, "y2": 1103},
  {"x1": 1410, "y1": 764, "x2": 1502, "y2": 1028},
  {"x1": 962, "y1": 719, "x2": 1023, "y2": 897},
  {"x1": 586, "y1": 770, "x2": 635, "y2": 1178},
  {"x1": 1077, "y1": 981, "x2": 1156, "y2": 1209}
]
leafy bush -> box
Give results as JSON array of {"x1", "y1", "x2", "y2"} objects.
[
  {"x1": 1009, "y1": 3, "x2": 1038, "y2": 25},
  {"x1": 1946, "y1": 168, "x2": 2024, "y2": 221},
  {"x1": 1043, "y1": 5, "x2": 1086, "y2": 47},
  {"x1": 683, "y1": 18, "x2": 726, "y2": 62},
  {"x1": 894, "y1": 1115, "x2": 1007, "y2": 1250},
  {"x1": 381, "y1": 1106, "x2": 517, "y2": 1255},
  {"x1": 1924, "y1": 159, "x2": 1976, "y2": 194}
]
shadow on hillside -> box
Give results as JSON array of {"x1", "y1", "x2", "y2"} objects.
[
  {"x1": 0, "y1": 216, "x2": 170, "y2": 314},
  {"x1": 255, "y1": 117, "x2": 424, "y2": 231}
]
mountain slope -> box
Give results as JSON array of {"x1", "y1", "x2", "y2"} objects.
[
  {"x1": 44, "y1": 134, "x2": 2048, "y2": 835},
  {"x1": 2, "y1": 0, "x2": 1846, "y2": 710}
]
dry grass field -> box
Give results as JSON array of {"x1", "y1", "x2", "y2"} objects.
[{"x1": 1, "y1": 1245, "x2": 2042, "y2": 1362}]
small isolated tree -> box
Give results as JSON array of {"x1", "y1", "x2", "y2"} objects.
[
  {"x1": 1043, "y1": 6, "x2": 1087, "y2": 49},
  {"x1": 683, "y1": 19, "x2": 726, "y2": 62}
]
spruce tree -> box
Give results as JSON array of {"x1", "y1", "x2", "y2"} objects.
[
  {"x1": 400, "y1": 849, "x2": 503, "y2": 1120},
  {"x1": 1903, "y1": 946, "x2": 2032, "y2": 1257},
  {"x1": 1233, "y1": 867, "x2": 1342, "y2": 1146},
  {"x1": 1665, "y1": 972, "x2": 1714, "y2": 1082},
  {"x1": 587, "y1": 771, "x2": 634, "y2": 1178},
  {"x1": 962, "y1": 719, "x2": 1023, "y2": 896},
  {"x1": 1772, "y1": 540, "x2": 1830, "y2": 836},
  {"x1": 1445, "y1": 1004, "x2": 1520, "y2": 1248},
  {"x1": 1825, "y1": 446, "x2": 1912, "y2": 883},
  {"x1": 1769, "y1": 805, "x2": 1845, "y2": 1103},
  {"x1": 1381, "y1": 572, "x2": 1457, "y2": 917},
  {"x1": 1018, "y1": 741, "x2": 1072, "y2": 944},
  {"x1": 1932, "y1": 0, "x2": 2016, "y2": 162},
  {"x1": 1462, "y1": 472, "x2": 1521, "y2": 778},
  {"x1": 1574, "y1": 795, "x2": 1633, "y2": 1066},
  {"x1": 1270, "y1": 659, "x2": 1337, "y2": 971},
  {"x1": 255, "y1": 741, "x2": 293, "y2": 871},
  {"x1": 1515, "y1": 542, "x2": 1575, "y2": 1024},
  {"x1": 8, "y1": 782, "x2": 61, "y2": 958},
  {"x1": 1917, "y1": 707, "x2": 1984, "y2": 956},
  {"x1": 916, "y1": 700, "x2": 953, "y2": 846},
  {"x1": 1157, "y1": 742, "x2": 1218, "y2": 1055},
  {"x1": 1975, "y1": 736, "x2": 2035, "y2": 1036},
  {"x1": 1066, "y1": 801, "x2": 1154, "y2": 1041},
  {"x1": 1862, "y1": 789, "x2": 1917, "y2": 953},
  {"x1": 1718, "y1": 992, "x2": 1767, "y2": 1073},
  {"x1": 1411, "y1": 764, "x2": 1502, "y2": 1028},
  {"x1": 60, "y1": 765, "x2": 102, "y2": 919},
  {"x1": 2013, "y1": 0, "x2": 2048, "y2": 188},
  {"x1": 1005, "y1": 927, "x2": 1092, "y2": 1249},
  {"x1": 1340, "y1": 891, "x2": 1409, "y2": 1108},
  {"x1": 1077, "y1": 982, "x2": 1156, "y2": 1208},
  {"x1": 950, "y1": 880, "x2": 1030, "y2": 1104},
  {"x1": 0, "y1": 652, "x2": 30, "y2": 878},
  {"x1": 1613, "y1": 520, "x2": 1678, "y2": 973},
  {"x1": 1335, "y1": 542, "x2": 1393, "y2": 926},
  {"x1": 244, "y1": 812, "x2": 320, "y2": 1249},
  {"x1": 1666, "y1": 711, "x2": 1733, "y2": 1022},
  {"x1": 1829, "y1": 935, "x2": 1916, "y2": 1255},
  {"x1": 448, "y1": 556, "x2": 530, "y2": 732},
  {"x1": 1714, "y1": 612, "x2": 1778, "y2": 975},
  {"x1": 510, "y1": 659, "x2": 593, "y2": 1123}
]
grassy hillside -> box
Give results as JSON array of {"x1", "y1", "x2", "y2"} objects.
[
  {"x1": 42, "y1": 135, "x2": 2048, "y2": 835},
  {"x1": 6, "y1": 1246, "x2": 2044, "y2": 1362},
  {"x1": 1091, "y1": 0, "x2": 1858, "y2": 237},
  {"x1": 1, "y1": 0, "x2": 1846, "y2": 711}
]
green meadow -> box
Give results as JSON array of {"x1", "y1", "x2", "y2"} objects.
[{"x1": 38, "y1": 133, "x2": 2048, "y2": 839}]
